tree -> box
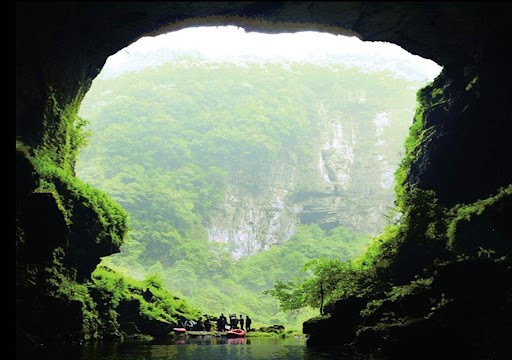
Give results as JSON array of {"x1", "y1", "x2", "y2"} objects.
[{"x1": 264, "y1": 258, "x2": 348, "y2": 315}]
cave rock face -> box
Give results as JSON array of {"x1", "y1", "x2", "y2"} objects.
[{"x1": 16, "y1": 1, "x2": 512, "y2": 352}]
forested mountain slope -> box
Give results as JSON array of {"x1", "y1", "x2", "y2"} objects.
[{"x1": 76, "y1": 59, "x2": 427, "y2": 327}]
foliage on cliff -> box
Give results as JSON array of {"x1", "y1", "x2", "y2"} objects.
[
  {"x1": 37, "y1": 257, "x2": 201, "y2": 340},
  {"x1": 25, "y1": 90, "x2": 129, "y2": 278},
  {"x1": 90, "y1": 266, "x2": 202, "y2": 338},
  {"x1": 16, "y1": 89, "x2": 138, "y2": 343}
]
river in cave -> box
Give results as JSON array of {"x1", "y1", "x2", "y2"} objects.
[{"x1": 17, "y1": 336, "x2": 386, "y2": 360}]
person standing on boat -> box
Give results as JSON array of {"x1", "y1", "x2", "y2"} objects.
[
  {"x1": 245, "y1": 315, "x2": 252, "y2": 332},
  {"x1": 239, "y1": 314, "x2": 245, "y2": 330}
]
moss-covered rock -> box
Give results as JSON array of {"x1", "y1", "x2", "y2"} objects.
[
  {"x1": 304, "y1": 296, "x2": 369, "y2": 347},
  {"x1": 117, "y1": 299, "x2": 174, "y2": 339},
  {"x1": 89, "y1": 266, "x2": 202, "y2": 340},
  {"x1": 256, "y1": 324, "x2": 286, "y2": 334},
  {"x1": 354, "y1": 259, "x2": 512, "y2": 358},
  {"x1": 304, "y1": 59, "x2": 512, "y2": 357},
  {"x1": 22, "y1": 193, "x2": 69, "y2": 264},
  {"x1": 447, "y1": 184, "x2": 512, "y2": 257},
  {"x1": 16, "y1": 140, "x2": 201, "y2": 343},
  {"x1": 32, "y1": 156, "x2": 128, "y2": 278}
]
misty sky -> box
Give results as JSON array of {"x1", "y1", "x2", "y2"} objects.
[{"x1": 100, "y1": 26, "x2": 442, "y2": 81}]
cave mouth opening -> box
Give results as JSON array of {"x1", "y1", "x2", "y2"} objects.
[{"x1": 75, "y1": 25, "x2": 441, "y2": 327}]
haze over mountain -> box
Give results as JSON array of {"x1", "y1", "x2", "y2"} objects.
[
  {"x1": 76, "y1": 27, "x2": 441, "y2": 327},
  {"x1": 101, "y1": 26, "x2": 440, "y2": 82}
]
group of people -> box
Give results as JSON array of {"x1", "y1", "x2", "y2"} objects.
[
  {"x1": 217, "y1": 313, "x2": 252, "y2": 332},
  {"x1": 180, "y1": 315, "x2": 213, "y2": 332},
  {"x1": 179, "y1": 313, "x2": 252, "y2": 332}
]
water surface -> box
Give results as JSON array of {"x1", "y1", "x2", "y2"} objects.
[{"x1": 18, "y1": 336, "x2": 383, "y2": 360}]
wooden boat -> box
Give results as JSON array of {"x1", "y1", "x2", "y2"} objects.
[{"x1": 226, "y1": 328, "x2": 246, "y2": 338}]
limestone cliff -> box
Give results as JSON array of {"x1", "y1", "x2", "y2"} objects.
[{"x1": 208, "y1": 101, "x2": 409, "y2": 257}]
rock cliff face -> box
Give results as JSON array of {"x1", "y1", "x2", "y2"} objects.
[
  {"x1": 207, "y1": 103, "x2": 407, "y2": 257},
  {"x1": 303, "y1": 62, "x2": 512, "y2": 358},
  {"x1": 16, "y1": 2, "x2": 512, "y2": 356}
]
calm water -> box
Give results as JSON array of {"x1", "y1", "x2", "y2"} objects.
[{"x1": 17, "y1": 336, "x2": 383, "y2": 360}]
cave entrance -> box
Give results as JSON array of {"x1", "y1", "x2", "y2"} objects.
[{"x1": 75, "y1": 26, "x2": 441, "y2": 328}]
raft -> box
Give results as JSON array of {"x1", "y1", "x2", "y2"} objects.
[{"x1": 226, "y1": 329, "x2": 246, "y2": 338}]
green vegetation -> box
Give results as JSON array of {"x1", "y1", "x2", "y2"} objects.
[
  {"x1": 90, "y1": 266, "x2": 201, "y2": 335},
  {"x1": 264, "y1": 66, "x2": 511, "y2": 317},
  {"x1": 25, "y1": 87, "x2": 129, "y2": 270},
  {"x1": 43, "y1": 247, "x2": 101, "y2": 339},
  {"x1": 267, "y1": 181, "x2": 511, "y2": 319},
  {"x1": 264, "y1": 258, "x2": 353, "y2": 315},
  {"x1": 76, "y1": 57, "x2": 426, "y2": 330},
  {"x1": 447, "y1": 184, "x2": 512, "y2": 256},
  {"x1": 17, "y1": 86, "x2": 202, "y2": 341},
  {"x1": 38, "y1": 88, "x2": 90, "y2": 172},
  {"x1": 105, "y1": 224, "x2": 369, "y2": 329},
  {"x1": 42, "y1": 255, "x2": 201, "y2": 340},
  {"x1": 32, "y1": 156, "x2": 128, "y2": 247}
]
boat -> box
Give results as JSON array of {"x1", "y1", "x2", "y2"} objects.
[
  {"x1": 173, "y1": 327, "x2": 187, "y2": 334},
  {"x1": 226, "y1": 328, "x2": 246, "y2": 338}
]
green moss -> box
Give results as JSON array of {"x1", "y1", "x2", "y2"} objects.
[
  {"x1": 353, "y1": 224, "x2": 400, "y2": 270},
  {"x1": 23, "y1": 85, "x2": 128, "y2": 248},
  {"x1": 370, "y1": 189, "x2": 448, "y2": 279},
  {"x1": 38, "y1": 87, "x2": 90, "y2": 172},
  {"x1": 394, "y1": 72, "x2": 449, "y2": 209},
  {"x1": 16, "y1": 139, "x2": 31, "y2": 156},
  {"x1": 16, "y1": 86, "x2": 130, "y2": 340},
  {"x1": 359, "y1": 298, "x2": 384, "y2": 318},
  {"x1": 44, "y1": 248, "x2": 101, "y2": 340},
  {"x1": 447, "y1": 184, "x2": 512, "y2": 254},
  {"x1": 32, "y1": 156, "x2": 128, "y2": 247},
  {"x1": 36, "y1": 258, "x2": 204, "y2": 340},
  {"x1": 465, "y1": 76, "x2": 479, "y2": 91},
  {"x1": 387, "y1": 277, "x2": 433, "y2": 302},
  {"x1": 416, "y1": 75, "x2": 450, "y2": 108},
  {"x1": 91, "y1": 266, "x2": 202, "y2": 332},
  {"x1": 394, "y1": 96, "x2": 428, "y2": 208},
  {"x1": 360, "y1": 276, "x2": 434, "y2": 326}
]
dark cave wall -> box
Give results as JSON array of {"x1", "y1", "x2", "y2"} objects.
[
  {"x1": 16, "y1": 1, "x2": 512, "y2": 351},
  {"x1": 407, "y1": 55, "x2": 512, "y2": 207},
  {"x1": 17, "y1": 2, "x2": 512, "y2": 203},
  {"x1": 16, "y1": 2, "x2": 496, "y2": 147}
]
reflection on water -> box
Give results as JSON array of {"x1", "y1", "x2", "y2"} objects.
[
  {"x1": 17, "y1": 336, "x2": 384, "y2": 360},
  {"x1": 227, "y1": 337, "x2": 247, "y2": 345},
  {"x1": 171, "y1": 336, "x2": 247, "y2": 346}
]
